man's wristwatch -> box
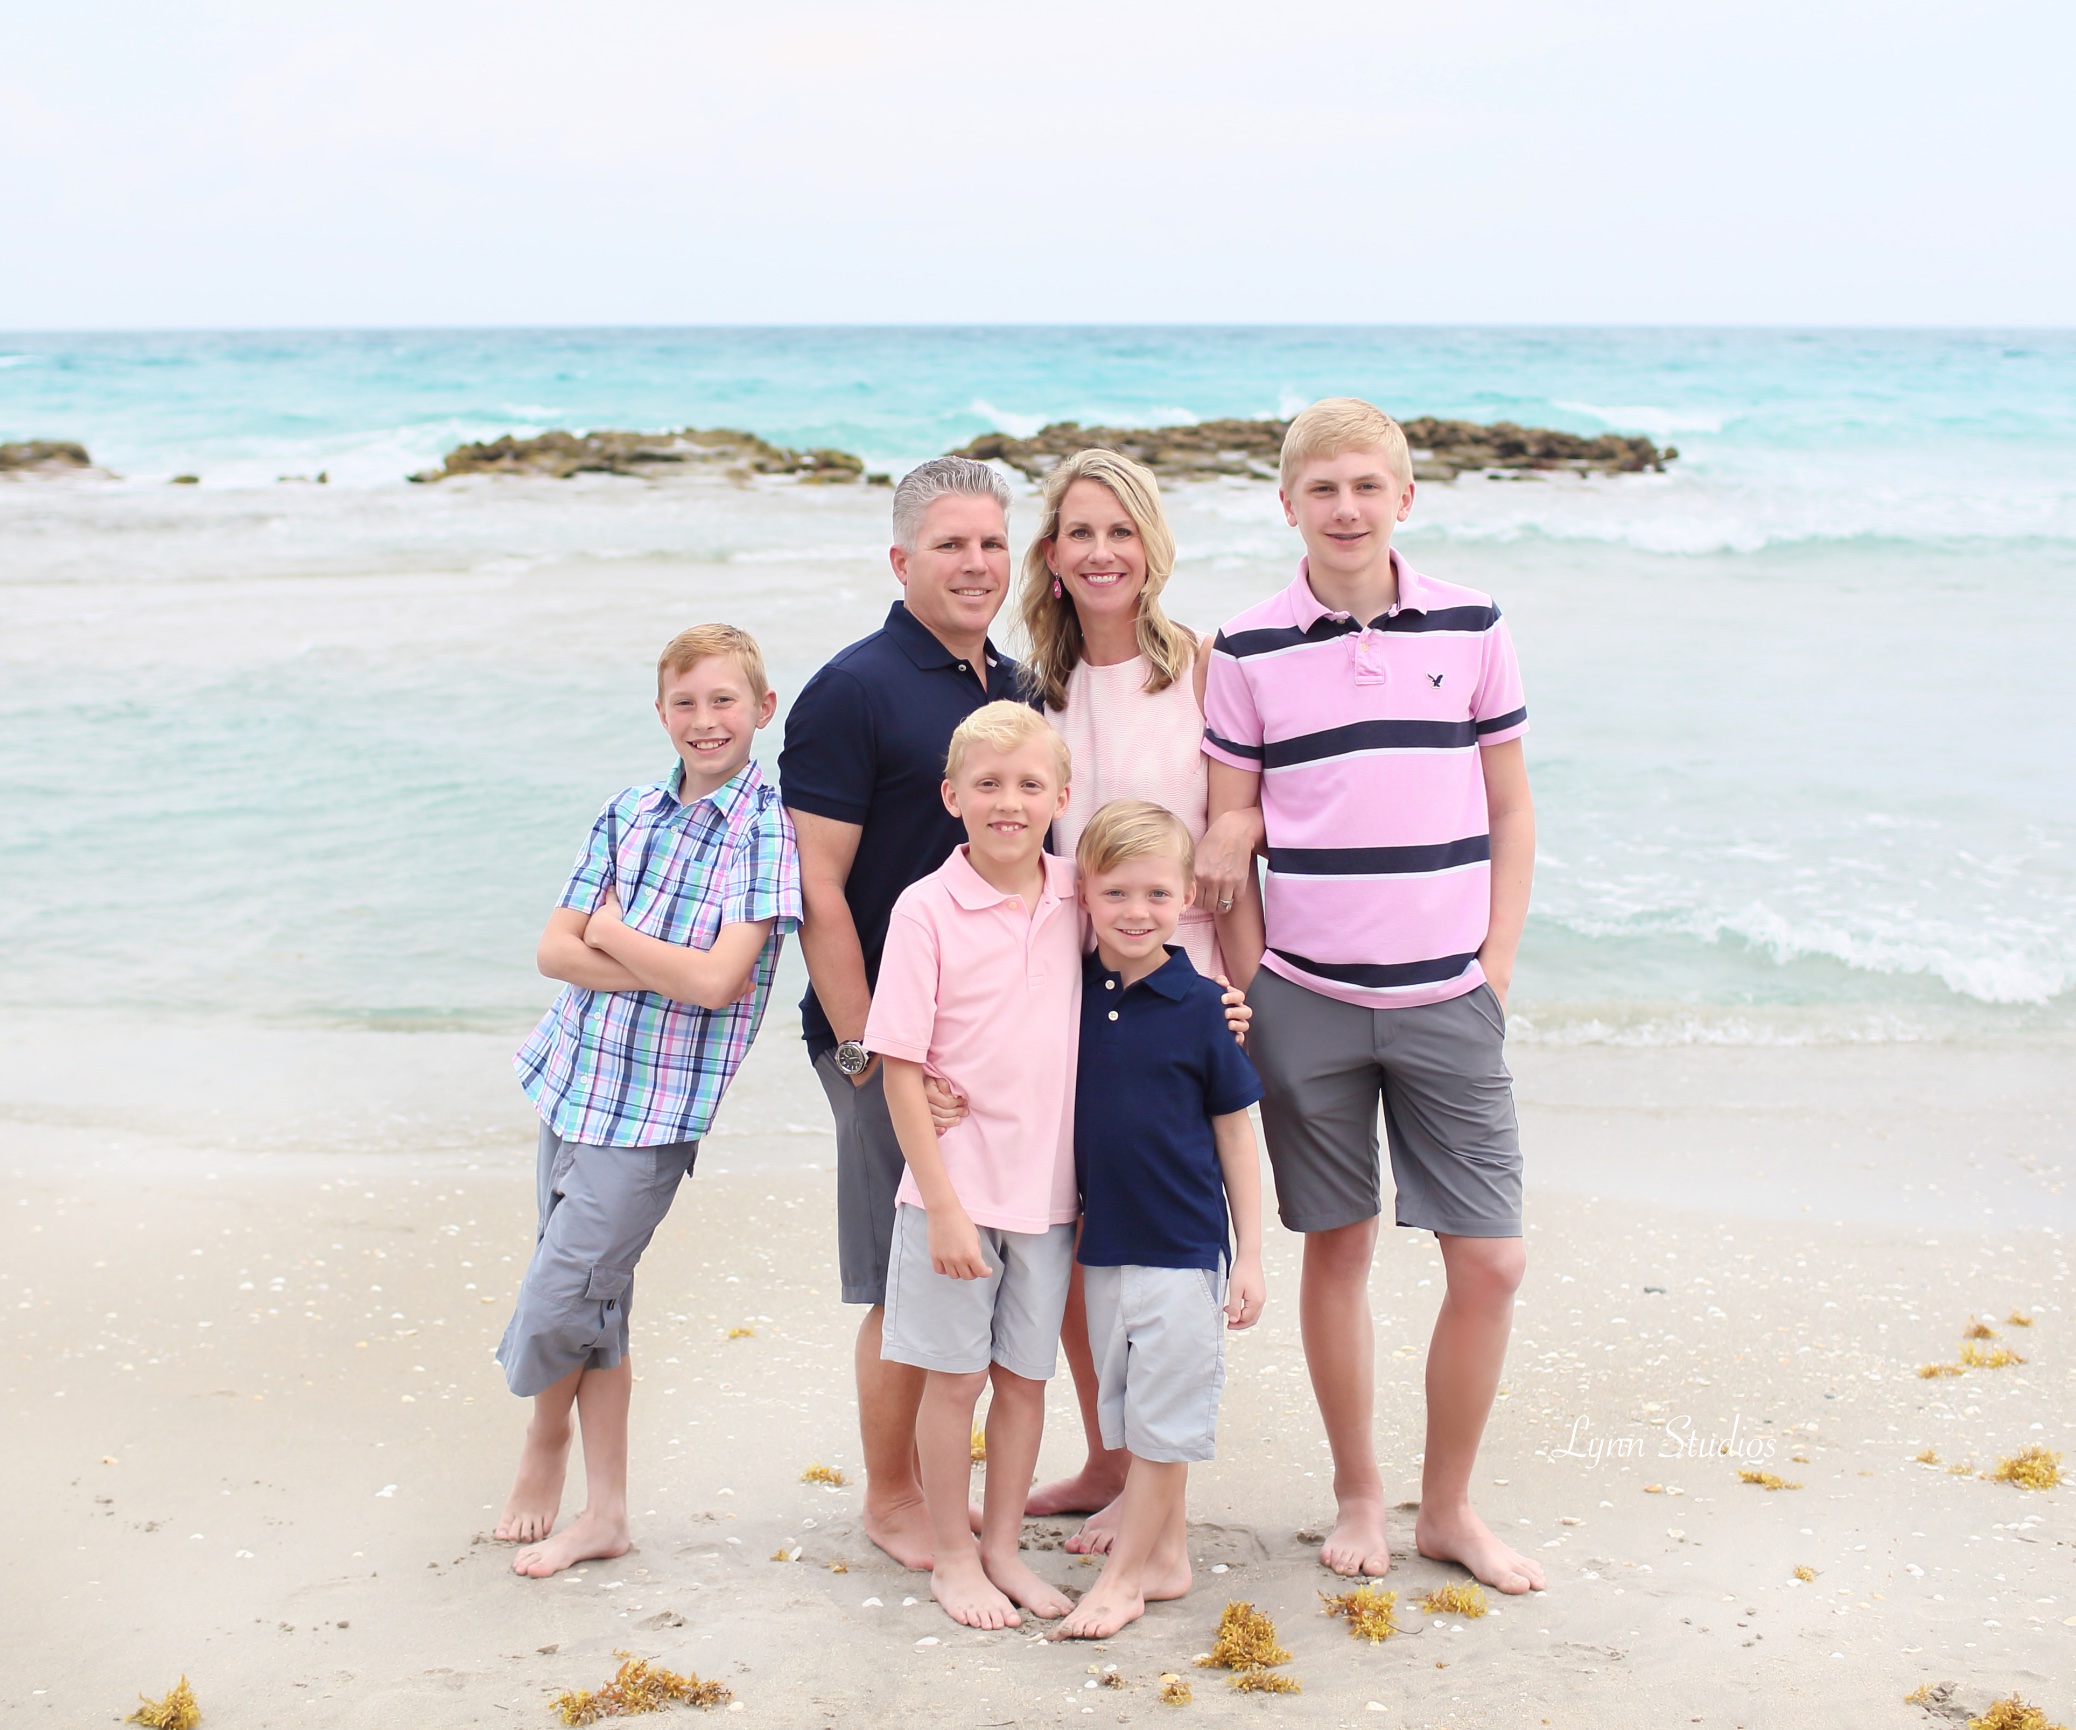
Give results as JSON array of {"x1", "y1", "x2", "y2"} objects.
[{"x1": 834, "y1": 1039, "x2": 871, "y2": 1077}]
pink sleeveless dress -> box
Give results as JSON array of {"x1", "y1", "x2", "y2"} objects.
[{"x1": 1047, "y1": 653, "x2": 1226, "y2": 982}]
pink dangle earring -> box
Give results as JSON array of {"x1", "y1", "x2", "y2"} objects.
[{"x1": 1051, "y1": 576, "x2": 1063, "y2": 599}]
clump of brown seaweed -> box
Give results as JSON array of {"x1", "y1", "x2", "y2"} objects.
[
  {"x1": 1966, "y1": 1696, "x2": 2068, "y2": 1730},
  {"x1": 552, "y1": 1654, "x2": 731, "y2": 1723},
  {"x1": 969, "y1": 1425, "x2": 987, "y2": 1464},
  {"x1": 799, "y1": 1463, "x2": 847, "y2": 1487},
  {"x1": 1233, "y1": 1669, "x2": 1302, "y2": 1694},
  {"x1": 1986, "y1": 1447, "x2": 2063, "y2": 1490},
  {"x1": 1321, "y1": 1584, "x2": 1399, "y2": 1641},
  {"x1": 2007, "y1": 1311, "x2": 2034, "y2": 1327},
  {"x1": 1737, "y1": 1469, "x2": 1802, "y2": 1490},
  {"x1": 1196, "y1": 1601, "x2": 1293, "y2": 1671},
  {"x1": 725, "y1": 1326, "x2": 754, "y2": 1340},
  {"x1": 1793, "y1": 1565, "x2": 1817, "y2": 1582},
  {"x1": 1915, "y1": 1448, "x2": 1941, "y2": 1465},
  {"x1": 128, "y1": 1677, "x2": 201, "y2": 1729},
  {"x1": 1158, "y1": 1674, "x2": 1192, "y2": 1705},
  {"x1": 1919, "y1": 1362, "x2": 1965, "y2": 1379},
  {"x1": 1960, "y1": 1342, "x2": 2025, "y2": 1370},
  {"x1": 1418, "y1": 1583, "x2": 1489, "y2": 1619},
  {"x1": 1963, "y1": 1318, "x2": 1998, "y2": 1341}
]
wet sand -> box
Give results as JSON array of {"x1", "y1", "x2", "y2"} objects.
[{"x1": 5, "y1": 1019, "x2": 2074, "y2": 1727}]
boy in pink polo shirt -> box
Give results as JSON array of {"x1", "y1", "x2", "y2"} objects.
[
  {"x1": 864, "y1": 700, "x2": 1082, "y2": 1631},
  {"x1": 1204, "y1": 397, "x2": 1545, "y2": 1596}
]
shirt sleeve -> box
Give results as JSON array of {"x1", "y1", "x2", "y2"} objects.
[
  {"x1": 719, "y1": 796, "x2": 803, "y2": 934},
  {"x1": 1472, "y1": 612, "x2": 1529, "y2": 746},
  {"x1": 555, "y1": 793, "x2": 626, "y2": 914},
  {"x1": 1199, "y1": 632, "x2": 1265, "y2": 770},
  {"x1": 777, "y1": 664, "x2": 877, "y2": 825},
  {"x1": 1199, "y1": 991, "x2": 1264, "y2": 1117},
  {"x1": 862, "y1": 898, "x2": 940, "y2": 1065}
]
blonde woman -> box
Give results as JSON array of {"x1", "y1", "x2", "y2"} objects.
[{"x1": 1020, "y1": 448, "x2": 1263, "y2": 1544}]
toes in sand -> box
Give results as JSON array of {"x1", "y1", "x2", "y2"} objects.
[
  {"x1": 1415, "y1": 1507, "x2": 1546, "y2": 1594},
  {"x1": 511, "y1": 1509, "x2": 631, "y2": 1579},
  {"x1": 1320, "y1": 1499, "x2": 1393, "y2": 1577}
]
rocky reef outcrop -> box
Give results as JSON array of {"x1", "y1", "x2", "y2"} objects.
[
  {"x1": 409, "y1": 428, "x2": 866, "y2": 484},
  {"x1": 950, "y1": 416, "x2": 1674, "y2": 483},
  {"x1": 0, "y1": 440, "x2": 96, "y2": 475}
]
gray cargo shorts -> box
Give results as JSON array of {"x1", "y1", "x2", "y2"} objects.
[
  {"x1": 495, "y1": 1121, "x2": 700, "y2": 1398},
  {"x1": 814, "y1": 1048, "x2": 906, "y2": 1306},
  {"x1": 1245, "y1": 967, "x2": 1522, "y2": 1238},
  {"x1": 1084, "y1": 1262, "x2": 1229, "y2": 1463}
]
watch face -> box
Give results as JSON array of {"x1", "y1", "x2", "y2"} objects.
[{"x1": 837, "y1": 1042, "x2": 867, "y2": 1074}]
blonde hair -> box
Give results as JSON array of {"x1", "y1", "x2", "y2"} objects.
[
  {"x1": 1015, "y1": 449, "x2": 1198, "y2": 713},
  {"x1": 945, "y1": 699, "x2": 1071, "y2": 786},
  {"x1": 656, "y1": 623, "x2": 769, "y2": 702},
  {"x1": 1075, "y1": 799, "x2": 1195, "y2": 884},
  {"x1": 1279, "y1": 397, "x2": 1414, "y2": 493}
]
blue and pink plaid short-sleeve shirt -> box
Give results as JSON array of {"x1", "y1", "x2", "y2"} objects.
[{"x1": 515, "y1": 759, "x2": 801, "y2": 1147}]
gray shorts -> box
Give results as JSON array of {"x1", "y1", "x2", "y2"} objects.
[
  {"x1": 496, "y1": 1121, "x2": 700, "y2": 1398},
  {"x1": 1246, "y1": 968, "x2": 1522, "y2": 1238},
  {"x1": 814, "y1": 1048, "x2": 905, "y2": 1307},
  {"x1": 1084, "y1": 1263, "x2": 1228, "y2": 1464},
  {"x1": 880, "y1": 1204, "x2": 1075, "y2": 1381}
]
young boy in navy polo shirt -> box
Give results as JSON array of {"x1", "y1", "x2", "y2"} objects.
[{"x1": 1053, "y1": 800, "x2": 1265, "y2": 1641}]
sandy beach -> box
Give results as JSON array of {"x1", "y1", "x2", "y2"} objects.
[{"x1": 8, "y1": 1006, "x2": 2071, "y2": 1728}]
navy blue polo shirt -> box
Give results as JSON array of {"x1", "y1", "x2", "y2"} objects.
[
  {"x1": 778, "y1": 600, "x2": 1027, "y2": 1058},
  {"x1": 1075, "y1": 947, "x2": 1262, "y2": 1271}
]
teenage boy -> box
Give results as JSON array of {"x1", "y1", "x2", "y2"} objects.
[
  {"x1": 780, "y1": 457, "x2": 1024, "y2": 1571},
  {"x1": 1053, "y1": 801, "x2": 1265, "y2": 1642},
  {"x1": 495, "y1": 624, "x2": 801, "y2": 1579},
  {"x1": 864, "y1": 701, "x2": 1082, "y2": 1630},
  {"x1": 1203, "y1": 398, "x2": 1544, "y2": 1594}
]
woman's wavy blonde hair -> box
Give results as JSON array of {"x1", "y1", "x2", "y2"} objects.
[{"x1": 1015, "y1": 448, "x2": 1197, "y2": 713}]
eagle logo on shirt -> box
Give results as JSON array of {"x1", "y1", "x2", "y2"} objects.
[{"x1": 1427, "y1": 672, "x2": 1445, "y2": 687}]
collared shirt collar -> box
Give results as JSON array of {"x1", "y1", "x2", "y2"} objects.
[
  {"x1": 1289, "y1": 548, "x2": 1426, "y2": 631},
  {"x1": 883, "y1": 599, "x2": 1004, "y2": 676},
  {"x1": 942, "y1": 844, "x2": 1075, "y2": 912},
  {"x1": 648, "y1": 758, "x2": 762, "y2": 824},
  {"x1": 1083, "y1": 943, "x2": 1198, "y2": 1000}
]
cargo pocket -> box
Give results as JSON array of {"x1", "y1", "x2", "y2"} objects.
[{"x1": 585, "y1": 1263, "x2": 633, "y2": 1317}]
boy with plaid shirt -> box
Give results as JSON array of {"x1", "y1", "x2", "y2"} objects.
[{"x1": 494, "y1": 624, "x2": 801, "y2": 1579}]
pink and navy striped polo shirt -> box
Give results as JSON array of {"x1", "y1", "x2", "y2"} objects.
[{"x1": 1202, "y1": 552, "x2": 1528, "y2": 1011}]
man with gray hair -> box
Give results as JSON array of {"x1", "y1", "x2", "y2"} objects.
[{"x1": 779, "y1": 456, "x2": 1024, "y2": 1569}]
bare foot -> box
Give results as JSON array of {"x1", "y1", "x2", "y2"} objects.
[
  {"x1": 1142, "y1": 1552, "x2": 1192, "y2": 1602},
  {"x1": 1415, "y1": 1504, "x2": 1547, "y2": 1594},
  {"x1": 864, "y1": 1494, "x2": 935, "y2": 1571},
  {"x1": 494, "y1": 1419, "x2": 571, "y2": 1544},
  {"x1": 511, "y1": 1507, "x2": 630, "y2": 1578},
  {"x1": 1320, "y1": 1495, "x2": 1393, "y2": 1577},
  {"x1": 1062, "y1": 1493, "x2": 1122, "y2": 1555},
  {"x1": 1025, "y1": 1461, "x2": 1129, "y2": 1518},
  {"x1": 931, "y1": 1549, "x2": 1022, "y2": 1630},
  {"x1": 1054, "y1": 1575, "x2": 1146, "y2": 1640},
  {"x1": 982, "y1": 1550, "x2": 1075, "y2": 1620}
]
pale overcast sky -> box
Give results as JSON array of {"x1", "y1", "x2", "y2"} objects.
[{"x1": 3, "y1": 0, "x2": 2069, "y2": 328}]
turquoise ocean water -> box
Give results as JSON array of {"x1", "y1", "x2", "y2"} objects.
[{"x1": 2, "y1": 327, "x2": 2072, "y2": 1043}]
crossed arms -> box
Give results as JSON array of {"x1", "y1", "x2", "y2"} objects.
[{"x1": 536, "y1": 892, "x2": 772, "y2": 1012}]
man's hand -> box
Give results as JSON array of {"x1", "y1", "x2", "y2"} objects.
[
  {"x1": 1225, "y1": 1256, "x2": 1266, "y2": 1329},
  {"x1": 1216, "y1": 977, "x2": 1252, "y2": 1046},
  {"x1": 922, "y1": 1074, "x2": 968, "y2": 1134},
  {"x1": 927, "y1": 1205, "x2": 991, "y2": 1281},
  {"x1": 847, "y1": 1053, "x2": 881, "y2": 1088}
]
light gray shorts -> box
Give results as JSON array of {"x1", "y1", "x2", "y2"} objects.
[
  {"x1": 495, "y1": 1121, "x2": 700, "y2": 1398},
  {"x1": 880, "y1": 1203, "x2": 1075, "y2": 1381},
  {"x1": 1084, "y1": 1263, "x2": 1228, "y2": 1464},
  {"x1": 814, "y1": 1049, "x2": 905, "y2": 1307},
  {"x1": 1245, "y1": 968, "x2": 1522, "y2": 1239}
]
